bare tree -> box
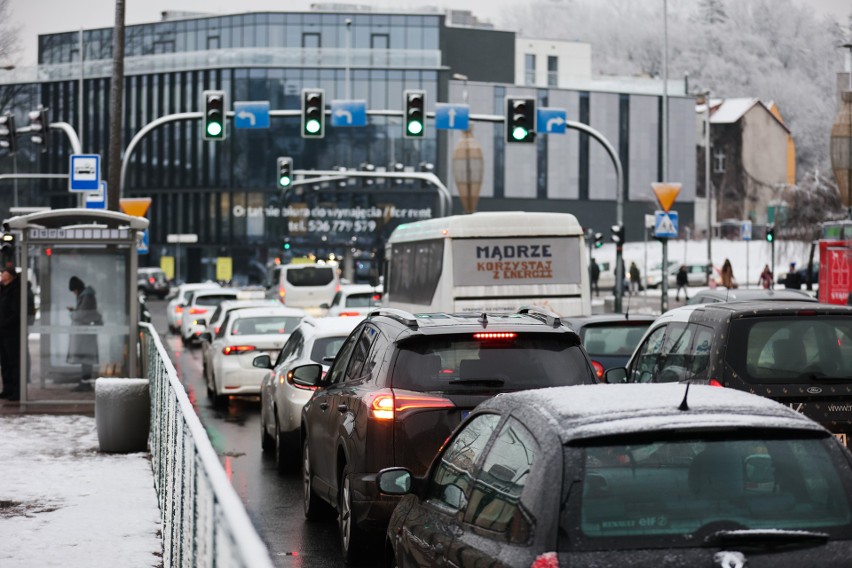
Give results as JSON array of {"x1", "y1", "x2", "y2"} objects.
[{"x1": 0, "y1": 0, "x2": 21, "y2": 66}]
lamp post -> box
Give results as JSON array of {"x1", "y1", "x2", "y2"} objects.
[{"x1": 704, "y1": 90, "x2": 712, "y2": 266}]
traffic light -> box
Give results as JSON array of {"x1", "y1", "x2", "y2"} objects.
[
  {"x1": 404, "y1": 90, "x2": 426, "y2": 139},
  {"x1": 283, "y1": 240, "x2": 291, "y2": 251},
  {"x1": 505, "y1": 97, "x2": 535, "y2": 143},
  {"x1": 0, "y1": 112, "x2": 17, "y2": 154},
  {"x1": 27, "y1": 106, "x2": 49, "y2": 150},
  {"x1": 765, "y1": 225, "x2": 775, "y2": 243},
  {"x1": 276, "y1": 157, "x2": 293, "y2": 190},
  {"x1": 611, "y1": 224, "x2": 625, "y2": 245},
  {"x1": 301, "y1": 88, "x2": 325, "y2": 138},
  {"x1": 202, "y1": 90, "x2": 227, "y2": 141},
  {"x1": 594, "y1": 232, "x2": 603, "y2": 248}
]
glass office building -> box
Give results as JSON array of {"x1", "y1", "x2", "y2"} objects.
[{"x1": 0, "y1": 8, "x2": 694, "y2": 284}]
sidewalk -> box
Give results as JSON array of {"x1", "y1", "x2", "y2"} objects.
[{"x1": 0, "y1": 410, "x2": 163, "y2": 567}]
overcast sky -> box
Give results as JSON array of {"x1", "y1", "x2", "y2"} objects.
[{"x1": 7, "y1": 0, "x2": 851, "y2": 67}]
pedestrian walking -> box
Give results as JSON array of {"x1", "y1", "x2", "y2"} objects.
[
  {"x1": 0, "y1": 267, "x2": 21, "y2": 400},
  {"x1": 758, "y1": 264, "x2": 773, "y2": 289},
  {"x1": 629, "y1": 262, "x2": 641, "y2": 295},
  {"x1": 590, "y1": 258, "x2": 600, "y2": 297},
  {"x1": 784, "y1": 262, "x2": 802, "y2": 289},
  {"x1": 675, "y1": 265, "x2": 689, "y2": 301},
  {"x1": 720, "y1": 258, "x2": 736, "y2": 289},
  {"x1": 68, "y1": 276, "x2": 102, "y2": 392}
]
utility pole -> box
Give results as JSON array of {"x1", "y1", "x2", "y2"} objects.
[
  {"x1": 705, "y1": 90, "x2": 712, "y2": 268},
  {"x1": 107, "y1": 0, "x2": 125, "y2": 211}
]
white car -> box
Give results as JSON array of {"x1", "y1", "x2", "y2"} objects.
[
  {"x1": 277, "y1": 262, "x2": 340, "y2": 311},
  {"x1": 166, "y1": 282, "x2": 220, "y2": 332},
  {"x1": 205, "y1": 306, "x2": 307, "y2": 407},
  {"x1": 179, "y1": 288, "x2": 240, "y2": 345},
  {"x1": 644, "y1": 260, "x2": 680, "y2": 289},
  {"x1": 322, "y1": 284, "x2": 383, "y2": 317},
  {"x1": 258, "y1": 316, "x2": 364, "y2": 472}
]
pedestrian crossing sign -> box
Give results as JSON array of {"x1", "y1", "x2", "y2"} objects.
[{"x1": 654, "y1": 210, "x2": 678, "y2": 238}]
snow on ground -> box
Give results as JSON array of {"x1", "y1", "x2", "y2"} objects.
[
  {"x1": 593, "y1": 238, "x2": 816, "y2": 288},
  {"x1": 0, "y1": 415, "x2": 162, "y2": 567}
]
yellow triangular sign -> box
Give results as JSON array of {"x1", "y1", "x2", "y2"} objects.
[
  {"x1": 120, "y1": 197, "x2": 152, "y2": 218},
  {"x1": 651, "y1": 182, "x2": 681, "y2": 213}
]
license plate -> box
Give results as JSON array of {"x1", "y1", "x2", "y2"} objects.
[
  {"x1": 461, "y1": 410, "x2": 471, "y2": 421},
  {"x1": 834, "y1": 433, "x2": 848, "y2": 447}
]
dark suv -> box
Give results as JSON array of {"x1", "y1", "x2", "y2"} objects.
[
  {"x1": 606, "y1": 301, "x2": 852, "y2": 446},
  {"x1": 293, "y1": 307, "x2": 595, "y2": 562}
]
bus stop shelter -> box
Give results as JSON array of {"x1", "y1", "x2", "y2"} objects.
[{"x1": 6, "y1": 209, "x2": 148, "y2": 407}]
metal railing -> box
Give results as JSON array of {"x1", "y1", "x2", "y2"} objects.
[{"x1": 141, "y1": 323, "x2": 274, "y2": 568}]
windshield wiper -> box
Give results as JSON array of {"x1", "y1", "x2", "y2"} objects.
[
  {"x1": 448, "y1": 378, "x2": 505, "y2": 387},
  {"x1": 704, "y1": 529, "x2": 829, "y2": 550}
]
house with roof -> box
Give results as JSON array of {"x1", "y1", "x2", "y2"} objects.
[{"x1": 696, "y1": 97, "x2": 794, "y2": 229}]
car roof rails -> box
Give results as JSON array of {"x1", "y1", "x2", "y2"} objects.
[
  {"x1": 367, "y1": 307, "x2": 419, "y2": 328},
  {"x1": 516, "y1": 306, "x2": 562, "y2": 328}
]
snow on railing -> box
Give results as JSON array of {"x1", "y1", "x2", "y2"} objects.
[{"x1": 141, "y1": 323, "x2": 274, "y2": 568}]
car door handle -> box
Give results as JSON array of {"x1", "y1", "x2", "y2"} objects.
[
  {"x1": 319, "y1": 402, "x2": 329, "y2": 410},
  {"x1": 337, "y1": 404, "x2": 347, "y2": 413}
]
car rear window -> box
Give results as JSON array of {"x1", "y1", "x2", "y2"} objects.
[
  {"x1": 345, "y1": 292, "x2": 383, "y2": 308},
  {"x1": 391, "y1": 332, "x2": 593, "y2": 392},
  {"x1": 583, "y1": 324, "x2": 651, "y2": 356},
  {"x1": 564, "y1": 432, "x2": 852, "y2": 550},
  {"x1": 310, "y1": 336, "x2": 349, "y2": 363},
  {"x1": 727, "y1": 316, "x2": 852, "y2": 383},
  {"x1": 195, "y1": 294, "x2": 238, "y2": 306},
  {"x1": 286, "y1": 267, "x2": 334, "y2": 287},
  {"x1": 230, "y1": 316, "x2": 303, "y2": 335}
]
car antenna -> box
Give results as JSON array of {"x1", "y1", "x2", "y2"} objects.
[
  {"x1": 678, "y1": 383, "x2": 691, "y2": 411},
  {"x1": 624, "y1": 282, "x2": 631, "y2": 320}
]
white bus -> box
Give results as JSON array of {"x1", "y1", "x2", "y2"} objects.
[{"x1": 384, "y1": 211, "x2": 590, "y2": 316}]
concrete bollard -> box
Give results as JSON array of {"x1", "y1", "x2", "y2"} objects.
[{"x1": 95, "y1": 378, "x2": 150, "y2": 453}]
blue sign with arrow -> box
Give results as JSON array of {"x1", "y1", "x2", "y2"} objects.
[
  {"x1": 536, "y1": 108, "x2": 567, "y2": 134},
  {"x1": 434, "y1": 103, "x2": 469, "y2": 131},
  {"x1": 330, "y1": 100, "x2": 367, "y2": 127},
  {"x1": 233, "y1": 101, "x2": 270, "y2": 129},
  {"x1": 654, "y1": 210, "x2": 679, "y2": 239}
]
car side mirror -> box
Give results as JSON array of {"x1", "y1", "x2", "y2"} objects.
[
  {"x1": 376, "y1": 468, "x2": 412, "y2": 495},
  {"x1": 252, "y1": 354, "x2": 272, "y2": 369},
  {"x1": 198, "y1": 332, "x2": 212, "y2": 343},
  {"x1": 604, "y1": 367, "x2": 629, "y2": 384},
  {"x1": 320, "y1": 303, "x2": 330, "y2": 310},
  {"x1": 194, "y1": 317, "x2": 207, "y2": 326},
  {"x1": 290, "y1": 363, "x2": 323, "y2": 387}
]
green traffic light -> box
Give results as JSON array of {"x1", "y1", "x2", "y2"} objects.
[
  {"x1": 207, "y1": 122, "x2": 223, "y2": 137},
  {"x1": 595, "y1": 242, "x2": 603, "y2": 249},
  {"x1": 407, "y1": 121, "x2": 423, "y2": 136},
  {"x1": 766, "y1": 234, "x2": 773, "y2": 242},
  {"x1": 284, "y1": 242, "x2": 291, "y2": 250},
  {"x1": 305, "y1": 120, "x2": 321, "y2": 135},
  {"x1": 512, "y1": 126, "x2": 528, "y2": 141},
  {"x1": 279, "y1": 175, "x2": 291, "y2": 187}
]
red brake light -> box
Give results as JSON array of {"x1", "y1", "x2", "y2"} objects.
[
  {"x1": 372, "y1": 294, "x2": 382, "y2": 301},
  {"x1": 214, "y1": 326, "x2": 220, "y2": 334},
  {"x1": 798, "y1": 310, "x2": 817, "y2": 316},
  {"x1": 472, "y1": 332, "x2": 517, "y2": 340},
  {"x1": 189, "y1": 307, "x2": 207, "y2": 315},
  {"x1": 175, "y1": 306, "x2": 184, "y2": 314},
  {"x1": 591, "y1": 360, "x2": 604, "y2": 380},
  {"x1": 339, "y1": 311, "x2": 361, "y2": 317},
  {"x1": 368, "y1": 389, "x2": 455, "y2": 421},
  {"x1": 148, "y1": 277, "x2": 155, "y2": 284},
  {"x1": 223, "y1": 345, "x2": 256, "y2": 355},
  {"x1": 708, "y1": 379, "x2": 724, "y2": 387},
  {"x1": 279, "y1": 286, "x2": 285, "y2": 300}
]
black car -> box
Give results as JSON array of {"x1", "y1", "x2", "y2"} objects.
[
  {"x1": 137, "y1": 267, "x2": 170, "y2": 299},
  {"x1": 379, "y1": 383, "x2": 852, "y2": 567},
  {"x1": 686, "y1": 287, "x2": 816, "y2": 305},
  {"x1": 294, "y1": 307, "x2": 596, "y2": 562},
  {"x1": 562, "y1": 314, "x2": 655, "y2": 380},
  {"x1": 606, "y1": 301, "x2": 852, "y2": 447}
]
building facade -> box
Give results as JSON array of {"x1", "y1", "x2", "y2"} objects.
[{"x1": 0, "y1": 7, "x2": 695, "y2": 284}]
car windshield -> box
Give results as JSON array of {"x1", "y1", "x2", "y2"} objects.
[
  {"x1": 727, "y1": 316, "x2": 852, "y2": 382},
  {"x1": 286, "y1": 267, "x2": 334, "y2": 286},
  {"x1": 344, "y1": 292, "x2": 383, "y2": 308},
  {"x1": 310, "y1": 336, "x2": 349, "y2": 363},
  {"x1": 392, "y1": 332, "x2": 592, "y2": 391},
  {"x1": 583, "y1": 324, "x2": 651, "y2": 356},
  {"x1": 230, "y1": 316, "x2": 303, "y2": 335},
  {"x1": 563, "y1": 432, "x2": 852, "y2": 550}
]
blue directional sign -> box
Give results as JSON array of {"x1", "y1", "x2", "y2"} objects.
[
  {"x1": 536, "y1": 107, "x2": 567, "y2": 134},
  {"x1": 654, "y1": 210, "x2": 679, "y2": 239},
  {"x1": 69, "y1": 154, "x2": 101, "y2": 192},
  {"x1": 85, "y1": 181, "x2": 107, "y2": 210},
  {"x1": 137, "y1": 229, "x2": 149, "y2": 255},
  {"x1": 233, "y1": 101, "x2": 270, "y2": 129},
  {"x1": 330, "y1": 100, "x2": 367, "y2": 127},
  {"x1": 434, "y1": 103, "x2": 469, "y2": 131}
]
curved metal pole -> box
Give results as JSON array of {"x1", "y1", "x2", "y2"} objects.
[{"x1": 49, "y1": 122, "x2": 82, "y2": 155}]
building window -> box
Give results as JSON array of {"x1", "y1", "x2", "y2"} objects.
[
  {"x1": 302, "y1": 33, "x2": 320, "y2": 48},
  {"x1": 547, "y1": 55, "x2": 558, "y2": 87},
  {"x1": 713, "y1": 149, "x2": 726, "y2": 173},
  {"x1": 524, "y1": 54, "x2": 536, "y2": 86}
]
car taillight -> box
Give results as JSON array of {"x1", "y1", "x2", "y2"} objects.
[
  {"x1": 148, "y1": 277, "x2": 155, "y2": 284},
  {"x1": 798, "y1": 310, "x2": 817, "y2": 316},
  {"x1": 189, "y1": 307, "x2": 207, "y2": 315},
  {"x1": 336, "y1": 284, "x2": 342, "y2": 292},
  {"x1": 591, "y1": 360, "x2": 604, "y2": 380},
  {"x1": 223, "y1": 345, "x2": 256, "y2": 355},
  {"x1": 339, "y1": 311, "x2": 361, "y2": 317},
  {"x1": 472, "y1": 332, "x2": 517, "y2": 340},
  {"x1": 708, "y1": 379, "x2": 724, "y2": 387},
  {"x1": 372, "y1": 294, "x2": 382, "y2": 301},
  {"x1": 279, "y1": 286, "x2": 285, "y2": 300},
  {"x1": 214, "y1": 326, "x2": 220, "y2": 334},
  {"x1": 175, "y1": 306, "x2": 183, "y2": 314},
  {"x1": 368, "y1": 389, "x2": 455, "y2": 421}
]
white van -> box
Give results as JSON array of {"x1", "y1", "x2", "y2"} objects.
[
  {"x1": 384, "y1": 211, "x2": 591, "y2": 316},
  {"x1": 277, "y1": 262, "x2": 340, "y2": 312}
]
